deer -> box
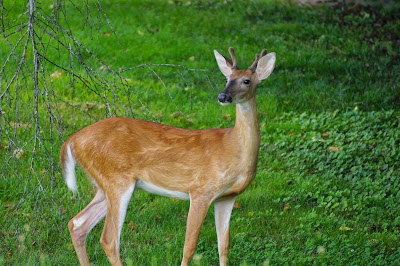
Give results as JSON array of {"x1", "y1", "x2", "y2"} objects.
[{"x1": 60, "y1": 47, "x2": 276, "y2": 266}]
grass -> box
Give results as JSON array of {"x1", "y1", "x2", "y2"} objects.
[{"x1": 1, "y1": 0, "x2": 400, "y2": 264}]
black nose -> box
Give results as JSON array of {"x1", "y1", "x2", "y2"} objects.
[{"x1": 218, "y1": 93, "x2": 231, "y2": 103}]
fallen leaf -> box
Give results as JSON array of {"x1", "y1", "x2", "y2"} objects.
[
  {"x1": 317, "y1": 246, "x2": 327, "y2": 254},
  {"x1": 222, "y1": 114, "x2": 231, "y2": 121},
  {"x1": 103, "y1": 32, "x2": 111, "y2": 37},
  {"x1": 321, "y1": 132, "x2": 330, "y2": 138},
  {"x1": 137, "y1": 30, "x2": 144, "y2": 36},
  {"x1": 13, "y1": 149, "x2": 24, "y2": 159},
  {"x1": 83, "y1": 102, "x2": 96, "y2": 111},
  {"x1": 233, "y1": 202, "x2": 241, "y2": 209},
  {"x1": 154, "y1": 215, "x2": 161, "y2": 222},
  {"x1": 19, "y1": 235, "x2": 25, "y2": 242},
  {"x1": 192, "y1": 254, "x2": 202, "y2": 262},
  {"x1": 10, "y1": 122, "x2": 31, "y2": 129},
  {"x1": 329, "y1": 146, "x2": 341, "y2": 152},
  {"x1": 283, "y1": 205, "x2": 290, "y2": 211},
  {"x1": 188, "y1": 56, "x2": 195, "y2": 61},
  {"x1": 339, "y1": 226, "x2": 353, "y2": 231},
  {"x1": 23, "y1": 224, "x2": 30, "y2": 232},
  {"x1": 311, "y1": 136, "x2": 325, "y2": 142},
  {"x1": 50, "y1": 70, "x2": 64, "y2": 79},
  {"x1": 128, "y1": 221, "x2": 138, "y2": 232}
]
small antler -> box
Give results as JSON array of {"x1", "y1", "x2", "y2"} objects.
[
  {"x1": 228, "y1": 47, "x2": 237, "y2": 69},
  {"x1": 249, "y1": 49, "x2": 268, "y2": 71}
]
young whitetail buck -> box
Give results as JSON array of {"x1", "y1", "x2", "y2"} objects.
[{"x1": 60, "y1": 47, "x2": 276, "y2": 265}]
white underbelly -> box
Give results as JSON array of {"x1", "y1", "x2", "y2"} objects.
[{"x1": 135, "y1": 180, "x2": 190, "y2": 200}]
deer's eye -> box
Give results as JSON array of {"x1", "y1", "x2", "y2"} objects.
[{"x1": 244, "y1": 79, "x2": 251, "y2": 85}]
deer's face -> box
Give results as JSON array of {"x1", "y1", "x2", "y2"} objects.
[
  {"x1": 218, "y1": 69, "x2": 259, "y2": 105},
  {"x1": 214, "y1": 48, "x2": 276, "y2": 106}
]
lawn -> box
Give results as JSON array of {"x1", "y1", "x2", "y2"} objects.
[{"x1": 1, "y1": 0, "x2": 399, "y2": 264}]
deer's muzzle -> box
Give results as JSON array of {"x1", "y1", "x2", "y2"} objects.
[{"x1": 218, "y1": 93, "x2": 232, "y2": 104}]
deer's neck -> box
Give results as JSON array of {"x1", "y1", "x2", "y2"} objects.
[{"x1": 232, "y1": 97, "x2": 261, "y2": 169}]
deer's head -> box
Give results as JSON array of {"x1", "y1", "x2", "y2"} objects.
[{"x1": 214, "y1": 47, "x2": 276, "y2": 105}]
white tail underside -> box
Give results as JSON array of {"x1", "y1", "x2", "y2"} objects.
[{"x1": 64, "y1": 143, "x2": 78, "y2": 193}]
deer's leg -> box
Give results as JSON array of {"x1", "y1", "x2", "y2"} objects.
[
  {"x1": 100, "y1": 184, "x2": 135, "y2": 266},
  {"x1": 68, "y1": 189, "x2": 107, "y2": 266},
  {"x1": 181, "y1": 195, "x2": 213, "y2": 266},
  {"x1": 214, "y1": 196, "x2": 237, "y2": 266}
]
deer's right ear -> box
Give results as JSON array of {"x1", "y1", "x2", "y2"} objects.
[
  {"x1": 214, "y1": 50, "x2": 233, "y2": 77},
  {"x1": 256, "y1": 52, "x2": 276, "y2": 81}
]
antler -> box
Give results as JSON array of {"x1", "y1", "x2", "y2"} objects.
[
  {"x1": 229, "y1": 47, "x2": 237, "y2": 69},
  {"x1": 249, "y1": 49, "x2": 268, "y2": 71}
]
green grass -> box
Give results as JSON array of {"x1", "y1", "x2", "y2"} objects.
[{"x1": 1, "y1": 0, "x2": 400, "y2": 265}]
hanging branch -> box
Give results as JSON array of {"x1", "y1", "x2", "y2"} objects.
[{"x1": 0, "y1": 0, "x2": 215, "y2": 245}]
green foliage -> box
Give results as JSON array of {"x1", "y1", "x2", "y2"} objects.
[{"x1": 256, "y1": 109, "x2": 400, "y2": 264}]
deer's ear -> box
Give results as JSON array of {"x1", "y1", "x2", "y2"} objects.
[
  {"x1": 256, "y1": 52, "x2": 276, "y2": 81},
  {"x1": 214, "y1": 50, "x2": 233, "y2": 77}
]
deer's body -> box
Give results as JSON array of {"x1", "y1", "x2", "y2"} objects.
[{"x1": 61, "y1": 48, "x2": 276, "y2": 266}]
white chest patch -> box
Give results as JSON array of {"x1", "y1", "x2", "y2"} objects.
[{"x1": 136, "y1": 180, "x2": 190, "y2": 200}]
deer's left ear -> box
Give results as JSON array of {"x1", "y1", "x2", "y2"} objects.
[
  {"x1": 214, "y1": 50, "x2": 233, "y2": 77},
  {"x1": 256, "y1": 52, "x2": 276, "y2": 81}
]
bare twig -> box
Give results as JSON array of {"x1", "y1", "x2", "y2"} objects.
[{"x1": 0, "y1": 0, "x2": 213, "y2": 252}]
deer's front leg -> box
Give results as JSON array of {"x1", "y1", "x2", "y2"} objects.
[
  {"x1": 214, "y1": 196, "x2": 237, "y2": 266},
  {"x1": 181, "y1": 195, "x2": 213, "y2": 266}
]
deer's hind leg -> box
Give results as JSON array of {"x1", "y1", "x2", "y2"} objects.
[
  {"x1": 100, "y1": 183, "x2": 135, "y2": 266},
  {"x1": 68, "y1": 189, "x2": 107, "y2": 266}
]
